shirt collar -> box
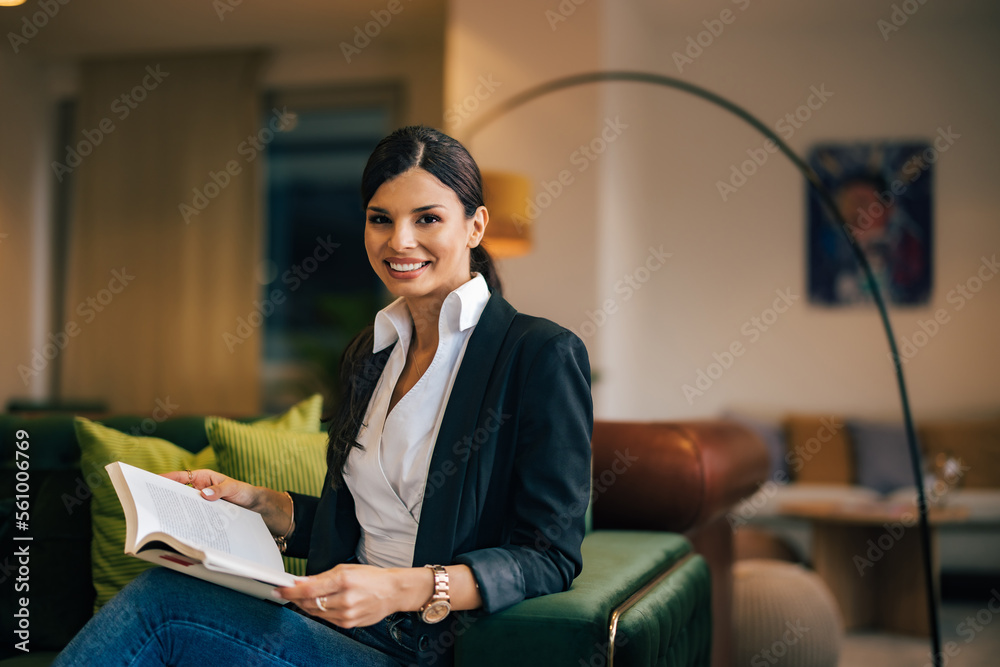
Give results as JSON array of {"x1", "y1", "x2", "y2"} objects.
[{"x1": 372, "y1": 273, "x2": 491, "y2": 353}]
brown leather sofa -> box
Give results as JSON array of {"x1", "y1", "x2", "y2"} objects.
[{"x1": 591, "y1": 420, "x2": 770, "y2": 667}]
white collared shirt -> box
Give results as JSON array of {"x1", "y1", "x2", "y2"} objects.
[{"x1": 344, "y1": 272, "x2": 491, "y2": 568}]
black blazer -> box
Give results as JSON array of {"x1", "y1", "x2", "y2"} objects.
[{"x1": 285, "y1": 290, "x2": 594, "y2": 666}]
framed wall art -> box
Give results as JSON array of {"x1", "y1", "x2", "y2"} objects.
[{"x1": 807, "y1": 141, "x2": 934, "y2": 307}]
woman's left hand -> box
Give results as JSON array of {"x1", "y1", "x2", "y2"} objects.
[{"x1": 274, "y1": 564, "x2": 409, "y2": 628}]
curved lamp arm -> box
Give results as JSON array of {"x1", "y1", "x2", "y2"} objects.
[{"x1": 463, "y1": 70, "x2": 942, "y2": 666}]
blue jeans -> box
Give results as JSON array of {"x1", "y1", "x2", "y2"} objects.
[{"x1": 52, "y1": 568, "x2": 418, "y2": 667}]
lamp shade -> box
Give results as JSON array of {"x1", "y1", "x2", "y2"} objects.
[{"x1": 481, "y1": 170, "x2": 533, "y2": 259}]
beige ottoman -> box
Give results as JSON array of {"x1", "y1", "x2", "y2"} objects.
[{"x1": 733, "y1": 559, "x2": 843, "y2": 666}]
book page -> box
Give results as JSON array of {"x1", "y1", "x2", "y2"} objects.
[
  {"x1": 147, "y1": 484, "x2": 232, "y2": 553},
  {"x1": 116, "y1": 461, "x2": 286, "y2": 572}
]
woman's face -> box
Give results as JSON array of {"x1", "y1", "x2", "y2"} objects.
[{"x1": 365, "y1": 167, "x2": 487, "y2": 302}]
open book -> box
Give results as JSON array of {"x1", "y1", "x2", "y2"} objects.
[{"x1": 106, "y1": 461, "x2": 307, "y2": 602}]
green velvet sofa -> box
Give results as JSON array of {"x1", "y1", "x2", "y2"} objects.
[{"x1": 0, "y1": 412, "x2": 767, "y2": 666}]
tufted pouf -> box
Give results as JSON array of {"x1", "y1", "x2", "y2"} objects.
[{"x1": 733, "y1": 559, "x2": 843, "y2": 666}]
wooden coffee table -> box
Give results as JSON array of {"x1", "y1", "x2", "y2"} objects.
[{"x1": 779, "y1": 500, "x2": 969, "y2": 636}]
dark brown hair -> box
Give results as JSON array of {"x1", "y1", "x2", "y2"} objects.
[{"x1": 325, "y1": 126, "x2": 502, "y2": 489}]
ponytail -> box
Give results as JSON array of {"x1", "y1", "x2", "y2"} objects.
[{"x1": 471, "y1": 244, "x2": 503, "y2": 296}]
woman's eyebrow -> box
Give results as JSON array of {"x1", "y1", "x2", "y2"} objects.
[{"x1": 366, "y1": 204, "x2": 444, "y2": 214}]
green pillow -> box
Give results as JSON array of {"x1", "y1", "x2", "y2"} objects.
[
  {"x1": 205, "y1": 416, "x2": 328, "y2": 576},
  {"x1": 79, "y1": 394, "x2": 325, "y2": 610},
  {"x1": 250, "y1": 393, "x2": 324, "y2": 432},
  {"x1": 76, "y1": 418, "x2": 220, "y2": 611}
]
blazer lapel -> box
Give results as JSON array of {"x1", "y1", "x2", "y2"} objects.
[{"x1": 412, "y1": 292, "x2": 517, "y2": 565}]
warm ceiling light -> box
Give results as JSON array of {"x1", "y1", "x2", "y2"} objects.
[{"x1": 0, "y1": 0, "x2": 28, "y2": 6}]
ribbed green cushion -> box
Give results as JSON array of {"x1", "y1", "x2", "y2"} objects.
[
  {"x1": 205, "y1": 416, "x2": 328, "y2": 575},
  {"x1": 246, "y1": 393, "x2": 324, "y2": 432},
  {"x1": 614, "y1": 553, "x2": 712, "y2": 667},
  {"x1": 456, "y1": 531, "x2": 708, "y2": 667},
  {"x1": 76, "y1": 417, "x2": 221, "y2": 611},
  {"x1": 100, "y1": 415, "x2": 220, "y2": 455}
]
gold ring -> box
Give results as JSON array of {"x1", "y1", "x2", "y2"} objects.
[
  {"x1": 315, "y1": 596, "x2": 328, "y2": 612},
  {"x1": 185, "y1": 469, "x2": 194, "y2": 486}
]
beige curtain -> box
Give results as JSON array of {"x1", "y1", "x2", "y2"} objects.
[{"x1": 60, "y1": 52, "x2": 264, "y2": 415}]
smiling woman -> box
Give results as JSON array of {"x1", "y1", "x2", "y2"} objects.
[{"x1": 52, "y1": 125, "x2": 594, "y2": 667}]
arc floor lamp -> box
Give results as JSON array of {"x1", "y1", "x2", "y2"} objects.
[{"x1": 462, "y1": 71, "x2": 942, "y2": 667}]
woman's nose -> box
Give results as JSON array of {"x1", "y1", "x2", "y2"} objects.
[{"x1": 389, "y1": 222, "x2": 416, "y2": 250}]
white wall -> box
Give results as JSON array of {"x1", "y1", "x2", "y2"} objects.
[
  {"x1": 444, "y1": 0, "x2": 607, "y2": 401},
  {"x1": 594, "y1": 1, "x2": 1000, "y2": 421},
  {"x1": 0, "y1": 52, "x2": 53, "y2": 406}
]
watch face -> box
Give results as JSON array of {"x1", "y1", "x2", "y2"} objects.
[{"x1": 422, "y1": 601, "x2": 451, "y2": 624}]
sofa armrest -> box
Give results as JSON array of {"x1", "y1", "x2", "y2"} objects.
[
  {"x1": 589, "y1": 419, "x2": 769, "y2": 667},
  {"x1": 591, "y1": 420, "x2": 769, "y2": 533},
  {"x1": 454, "y1": 531, "x2": 711, "y2": 667}
]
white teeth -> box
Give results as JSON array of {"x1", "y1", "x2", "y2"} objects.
[{"x1": 388, "y1": 261, "x2": 428, "y2": 272}]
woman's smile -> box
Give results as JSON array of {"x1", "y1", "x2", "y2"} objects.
[{"x1": 385, "y1": 258, "x2": 431, "y2": 278}]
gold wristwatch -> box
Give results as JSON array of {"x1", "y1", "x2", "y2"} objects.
[{"x1": 419, "y1": 564, "x2": 451, "y2": 623}]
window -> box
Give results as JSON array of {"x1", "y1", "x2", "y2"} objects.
[{"x1": 261, "y1": 86, "x2": 402, "y2": 412}]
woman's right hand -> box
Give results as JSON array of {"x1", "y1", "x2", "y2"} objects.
[{"x1": 159, "y1": 469, "x2": 292, "y2": 537}]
